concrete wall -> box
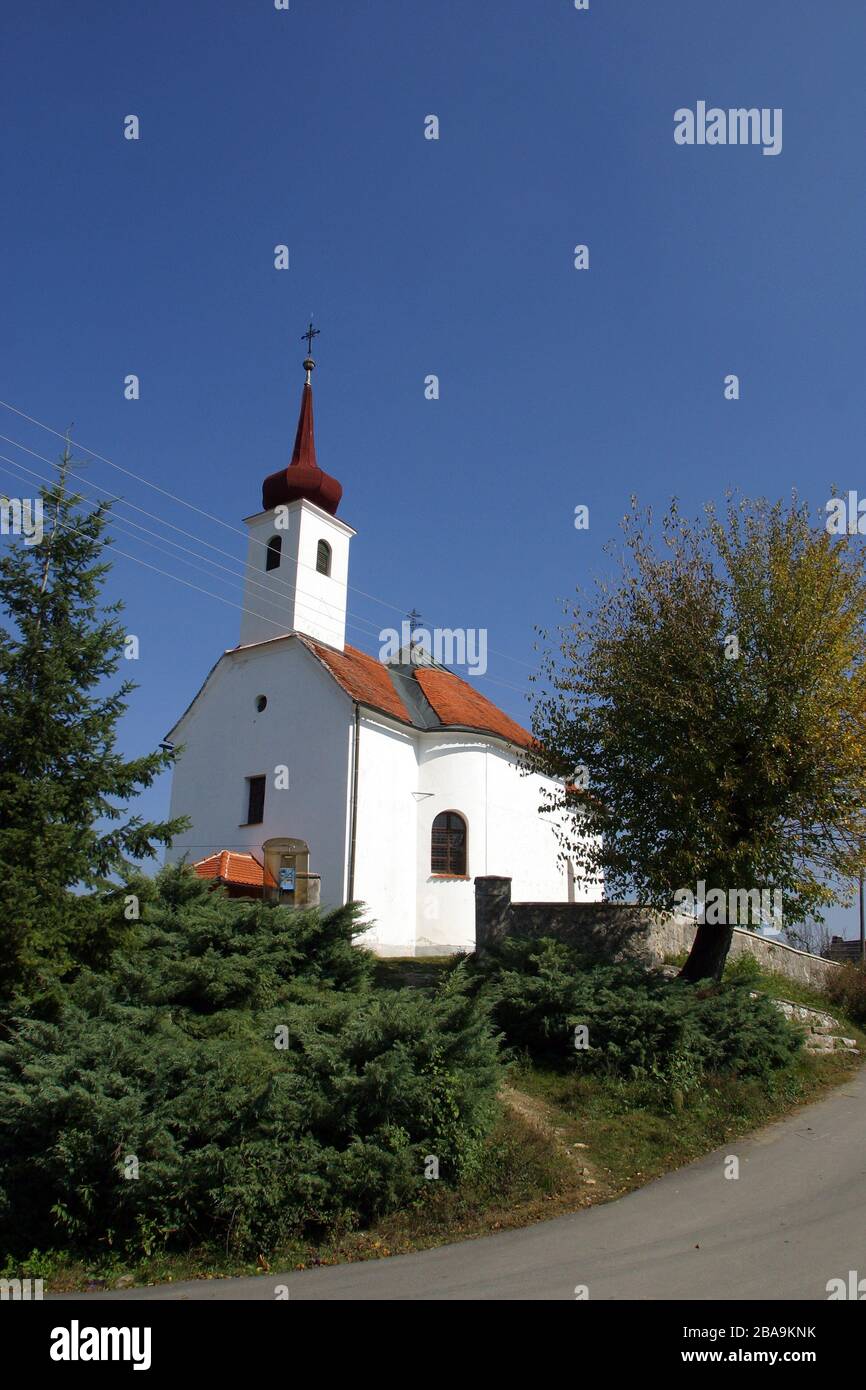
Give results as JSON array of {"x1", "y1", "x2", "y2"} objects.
[
  {"x1": 475, "y1": 877, "x2": 840, "y2": 990},
  {"x1": 647, "y1": 914, "x2": 841, "y2": 988}
]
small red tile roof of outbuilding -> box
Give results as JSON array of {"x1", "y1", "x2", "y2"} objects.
[{"x1": 193, "y1": 851, "x2": 276, "y2": 888}]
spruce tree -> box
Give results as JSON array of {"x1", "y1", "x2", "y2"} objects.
[{"x1": 0, "y1": 444, "x2": 186, "y2": 1012}]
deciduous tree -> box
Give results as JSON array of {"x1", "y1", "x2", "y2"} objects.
[{"x1": 529, "y1": 495, "x2": 866, "y2": 981}]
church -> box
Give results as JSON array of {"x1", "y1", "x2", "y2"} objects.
[{"x1": 165, "y1": 338, "x2": 599, "y2": 955}]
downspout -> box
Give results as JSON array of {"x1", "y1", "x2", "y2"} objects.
[
  {"x1": 347, "y1": 703, "x2": 360, "y2": 900},
  {"x1": 484, "y1": 746, "x2": 489, "y2": 874}
]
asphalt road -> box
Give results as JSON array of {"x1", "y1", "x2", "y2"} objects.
[{"x1": 69, "y1": 1070, "x2": 866, "y2": 1301}]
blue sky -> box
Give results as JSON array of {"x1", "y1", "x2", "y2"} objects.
[{"x1": 2, "y1": 0, "x2": 865, "y2": 937}]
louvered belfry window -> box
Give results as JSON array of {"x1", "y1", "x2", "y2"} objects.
[
  {"x1": 316, "y1": 539, "x2": 332, "y2": 576},
  {"x1": 431, "y1": 812, "x2": 467, "y2": 875}
]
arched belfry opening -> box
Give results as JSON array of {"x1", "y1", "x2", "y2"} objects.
[{"x1": 266, "y1": 535, "x2": 282, "y2": 571}]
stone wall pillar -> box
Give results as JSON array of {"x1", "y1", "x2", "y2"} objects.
[
  {"x1": 296, "y1": 872, "x2": 321, "y2": 909},
  {"x1": 474, "y1": 876, "x2": 513, "y2": 956}
]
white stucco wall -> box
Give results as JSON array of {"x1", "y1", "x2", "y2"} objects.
[
  {"x1": 351, "y1": 714, "x2": 419, "y2": 955},
  {"x1": 166, "y1": 636, "x2": 353, "y2": 908},
  {"x1": 486, "y1": 749, "x2": 596, "y2": 902},
  {"x1": 413, "y1": 735, "x2": 597, "y2": 955},
  {"x1": 166, "y1": 638, "x2": 599, "y2": 958},
  {"x1": 239, "y1": 499, "x2": 354, "y2": 649}
]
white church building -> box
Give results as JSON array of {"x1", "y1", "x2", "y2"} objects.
[{"x1": 165, "y1": 344, "x2": 598, "y2": 955}]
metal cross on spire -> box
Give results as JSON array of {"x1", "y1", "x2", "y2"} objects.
[
  {"x1": 302, "y1": 320, "x2": 320, "y2": 384},
  {"x1": 405, "y1": 609, "x2": 431, "y2": 666},
  {"x1": 302, "y1": 320, "x2": 320, "y2": 358}
]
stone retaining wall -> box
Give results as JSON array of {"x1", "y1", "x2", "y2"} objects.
[{"x1": 475, "y1": 876, "x2": 840, "y2": 990}]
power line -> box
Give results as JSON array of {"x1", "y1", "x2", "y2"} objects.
[
  {"x1": 0, "y1": 431, "x2": 527, "y2": 671},
  {"x1": 0, "y1": 449, "x2": 387, "y2": 642},
  {"x1": 0, "y1": 432, "x2": 358, "y2": 626},
  {"x1": 0, "y1": 400, "x2": 415, "y2": 617},
  {"x1": 0, "y1": 399, "x2": 537, "y2": 671},
  {"x1": 0, "y1": 457, "x2": 385, "y2": 650},
  {"x1": 0, "y1": 459, "x2": 530, "y2": 701}
]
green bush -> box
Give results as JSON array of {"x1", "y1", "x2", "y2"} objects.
[
  {"x1": 472, "y1": 936, "x2": 802, "y2": 1091},
  {"x1": 824, "y1": 961, "x2": 866, "y2": 1026},
  {"x1": 723, "y1": 952, "x2": 764, "y2": 983},
  {"x1": 0, "y1": 868, "x2": 500, "y2": 1259}
]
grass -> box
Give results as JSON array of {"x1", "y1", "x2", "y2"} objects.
[
  {"x1": 14, "y1": 955, "x2": 865, "y2": 1294},
  {"x1": 665, "y1": 948, "x2": 859, "y2": 1017},
  {"x1": 513, "y1": 1047, "x2": 861, "y2": 1203},
  {"x1": 372, "y1": 956, "x2": 456, "y2": 991}
]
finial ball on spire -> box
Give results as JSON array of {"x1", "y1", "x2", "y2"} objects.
[{"x1": 302, "y1": 320, "x2": 320, "y2": 383}]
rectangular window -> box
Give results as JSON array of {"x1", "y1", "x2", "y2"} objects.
[{"x1": 246, "y1": 775, "x2": 266, "y2": 825}]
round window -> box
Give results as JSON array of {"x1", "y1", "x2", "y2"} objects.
[{"x1": 255, "y1": 695, "x2": 267, "y2": 713}]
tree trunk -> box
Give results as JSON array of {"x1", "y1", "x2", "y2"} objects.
[{"x1": 679, "y1": 922, "x2": 735, "y2": 983}]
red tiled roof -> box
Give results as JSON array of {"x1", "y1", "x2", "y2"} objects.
[
  {"x1": 300, "y1": 636, "x2": 533, "y2": 749},
  {"x1": 193, "y1": 851, "x2": 276, "y2": 888},
  {"x1": 415, "y1": 666, "x2": 534, "y2": 748},
  {"x1": 300, "y1": 638, "x2": 415, "y2": 725}
]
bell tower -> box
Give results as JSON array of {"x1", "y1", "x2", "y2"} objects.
[{"x1": 240, "y1": 328, "x2": 355, "y2": 650}]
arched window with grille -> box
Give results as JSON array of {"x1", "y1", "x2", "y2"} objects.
[
  {"x1": 431, "y1": 811, "x2": 467, "y2": 876},
  {"x1": 316, "y1": 539, "x2": 332, "y2": 576},
  {"x1": 266, "y1": 535, "x2": 282, "y2": 571}
]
